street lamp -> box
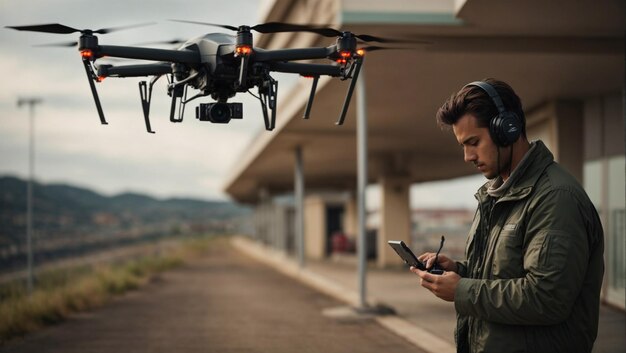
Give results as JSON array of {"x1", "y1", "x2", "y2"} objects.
[{"x1": 17, "y1": 97, "x2": 43, "y2": 295}]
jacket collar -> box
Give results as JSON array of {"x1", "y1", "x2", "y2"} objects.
[{"x1": 475, "y1": 140, "x2": 554, "y2": 203}]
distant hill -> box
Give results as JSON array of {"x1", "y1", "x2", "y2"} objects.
[
  {"x1": 0, "y1": 176, "x2": 249, "y2": 219},
  {"x1": 0, "y1": 175, "x2": 250, "y2": 270}
]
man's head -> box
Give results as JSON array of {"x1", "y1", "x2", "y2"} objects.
[{"x1": 436, "y1": 78, "x2": 526, "y2": 179}]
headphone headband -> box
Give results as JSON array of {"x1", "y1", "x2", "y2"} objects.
[{"x1": 465, "y1": 81, "x2": 506, "y2": 115}]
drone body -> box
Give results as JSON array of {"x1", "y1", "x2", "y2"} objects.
[{"x1": 7, "y1": 21, "x2": 420, "y2": 133}]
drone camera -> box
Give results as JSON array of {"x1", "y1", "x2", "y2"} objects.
[{"x1": 196, "y1": 102, "x2": 243, "y2": 124}]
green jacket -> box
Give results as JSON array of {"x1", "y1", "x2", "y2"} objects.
[{"x1": 454, "y1": 141, "x2": 604, "y2": 353}]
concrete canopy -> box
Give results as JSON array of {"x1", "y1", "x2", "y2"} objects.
[{"x1": 223, "y1": 0, "x2": 624, "y2": 203}]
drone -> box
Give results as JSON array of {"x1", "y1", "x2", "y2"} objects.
[{"x1": 6, "y1": 21, "x2": 423, "y2": 133}]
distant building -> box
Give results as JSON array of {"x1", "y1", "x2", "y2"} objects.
[{"x1": 412, "y1": 208, "x2": 473, "y2": 260}]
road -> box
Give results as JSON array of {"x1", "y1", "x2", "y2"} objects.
[{"x1": 1, "y1": 240, "x2": 425, "y2": 353}]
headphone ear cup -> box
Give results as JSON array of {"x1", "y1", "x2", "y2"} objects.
[{"x1": 491, "y1": 112, "x2": 521, "y2": 147}]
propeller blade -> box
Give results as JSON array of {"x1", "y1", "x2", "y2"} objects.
[
  {"x1": 94, "y1": 22, "x2": 156, "y2": 34},
  {"x1": 169, "y1": 19, "x2": 238, "y2": 31},
  {"x1": 359, "y1": 45, "x2": 412, "y2": 52},
  {"x1": 6, "y1": 23, "x2": 80, "y2": 34},
  {"x1": 251, "y1": 22, "x2": 341, "y2": 37},
  {"x1": 7, "y1": 22, "x2": 154, "y2": 35},
  {"x1": 167, "y1": 20, "x2": 430, "y2": 44},
  {"x1": 355, "y1": 34, "x2": 431, "y2": 44},
  {"x1": 134, "y1": 38, "x2": 187, "y2": 46},
  {"x1": 33, "y1": 41, "x2": 78, "y2": 47}
]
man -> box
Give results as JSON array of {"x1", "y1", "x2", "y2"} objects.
[{"x1": 411, "y1": 78, "x2": 604, "y2": 353}]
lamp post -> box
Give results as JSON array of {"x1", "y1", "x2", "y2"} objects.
[
  {"x1": 17, "y1": 97, "x2": 43, "y2": 295},
  {"x1": 356, "y1": 61, "x2": 368, "y2": 310}
]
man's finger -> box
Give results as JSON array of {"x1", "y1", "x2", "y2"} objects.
[{"x1": 419, "y1": 270, "x2": 437, "y2": 283}]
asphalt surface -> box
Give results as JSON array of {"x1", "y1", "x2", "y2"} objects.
[{"x1": 1, "y1": 240, "x2": 425, "y2": 353}]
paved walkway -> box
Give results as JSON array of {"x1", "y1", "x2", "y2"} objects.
[
  {"x1": 232, "y1": 237, "x2": 626, "y2": 353},
  {"x1": 0, "y1": 239, "x2": 425, "y2": 353}
]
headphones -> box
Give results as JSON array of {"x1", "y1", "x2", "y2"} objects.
[{"x1": 464, "y1": 81, "x2": 522, "y2": 147}]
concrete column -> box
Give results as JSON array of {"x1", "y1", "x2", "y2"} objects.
[
  {"x1": 304, "y1": 195, "x2": 326, "y2": 259},
  {"x1": 378, "y1": 176, "x2": 412, "y2": 267},
  {"x1": 526, "y1": 100, "x2": 584, "y2": 182}
]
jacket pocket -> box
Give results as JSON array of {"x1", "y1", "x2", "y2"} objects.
[{"x1": 491, "y1": 229, "x2": 524, "y2": 278}]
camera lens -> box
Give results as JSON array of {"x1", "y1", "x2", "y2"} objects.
[{"x1": 209, "y1": 103, "x2": 231, "y2": 124}]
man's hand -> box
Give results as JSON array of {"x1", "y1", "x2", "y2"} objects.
[
  {"x1": 410, "y1": 267, "x2": 461, "y2": 302},
  {"x1": 418, "y1": 252, "x2": 457, "y2": 272}
]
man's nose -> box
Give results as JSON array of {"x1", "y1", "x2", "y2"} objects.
[{"x1": 464, "y1": 148, "x2": 477, "y2": 163}]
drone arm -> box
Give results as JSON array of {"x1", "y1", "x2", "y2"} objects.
[
  {"x1": 255, "y1": 46, "x2": 335, "y2": 62},
  {"x1": 81, "y1": 59, "x2": 107, "y2": 125},
  {"x1": 98, "y1": 63, "x2": 172, "y2": 78},
  {"x1": 97, "y1": 45, "x2": 199, "y2": 64},
  {"x1": 268, "y1": 62, "x2": 341, "y2": 77}
]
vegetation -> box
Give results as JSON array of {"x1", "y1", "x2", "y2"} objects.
[
  {"x1": 0, "y1": 175, "x2": 250, "y2": 275},
  {"x1": 0, "y1": 236, "x2": 218, "y2": 342}
]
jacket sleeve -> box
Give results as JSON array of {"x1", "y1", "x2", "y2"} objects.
[
  {"x1": 454, "y1": 187, "x2": 591, "y2": 325},
  {"x1": 456, "y1": 260, "x2": 469, "y2": 277}
]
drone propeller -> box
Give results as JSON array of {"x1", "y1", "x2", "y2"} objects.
[
  {"x1": 169, "y1": 19, "x2": 351, "y2": 37},
  {"x1": 169, "y1": 20, "x2": 239, "y2": 31},
  {"x1": 134, "y1": 39, "x2": 187, "y2": 46},
  {"x1": 33, "y1": 40, "x2": 78, "y2": 47},
  {"x1": 170, "y1": 19, "x2": 428, "y2": 44},
  {"x1": 6, "y1": 22, "x2": 155, "y2": 35},
  {"x1": 358, "y1": 45, "x2": 415, "y2": 52}
]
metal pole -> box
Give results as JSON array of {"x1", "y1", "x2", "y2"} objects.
[
  {"x1": 356, "y1": 60, "x2": 368, "y2": 308},
  {"x1": 17, "y1": 97, "x2": 42, "y2": 295},
  {"x1": 295, "y1": 146, "x2": 305, "y2": 268}
]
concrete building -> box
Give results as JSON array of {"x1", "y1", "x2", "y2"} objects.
[{"x1": 224, "y1": 0, "x2": 625, "y2": 309}]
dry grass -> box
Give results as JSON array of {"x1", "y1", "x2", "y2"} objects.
[{"x1": 0, "y1": 236, "x2": 219, "y2": 342}]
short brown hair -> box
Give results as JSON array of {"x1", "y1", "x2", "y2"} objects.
[{"x1": 436, "y1": 78, "x2": 526, "y2": 136}]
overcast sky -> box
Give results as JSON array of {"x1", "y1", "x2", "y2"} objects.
[{"x1": 0, "y1": 0, "x2": 483, "y2": 208}]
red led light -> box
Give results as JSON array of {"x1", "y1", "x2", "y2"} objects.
[
  {"x1": 339, "y1": 51, "x2": 351, "y2": 58},
  {"x1": 80, "y1": 49, "x2": 93, "y2": 58},
  {"x1": 97, "y1": 76, "x2": 106, "y2": 82},
  {"x1": 235, "y1": 45, "x2": 252, "y2": 56},
  {"x1": 335, "y1": 58, "x2": 347, "y2": 64}
]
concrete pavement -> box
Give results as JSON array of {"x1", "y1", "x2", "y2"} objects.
[
  {"x1": 232, "y1": 236, "x2": 626, "y2": 353},
  {"x1": 1, "y1": 238, "x2": 426, "y2": 353}
]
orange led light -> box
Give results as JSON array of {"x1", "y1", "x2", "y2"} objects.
[
  {"x1": 97, "y1": 76, "x2": 106, "y2": 82},
  {"x1": 356, "y1": 49, "x2": 365, "y2": 56},
  {"x1": 80, "y1": 49, "x2": 93, "y2": 58},
  {"x1": 235, "y1": 45, "x2": 252, "y2": 56},
  {"x1": 339, "y1": 51, "x2": 351, "y2": 58}
]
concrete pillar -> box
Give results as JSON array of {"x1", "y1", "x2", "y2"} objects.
[
  {"x1": 526, "y1": 100, "x2": 583, "y2": 182},
  {"x1": 304, "y1": 195, "x2": 326, "y2": 259},
  {"x1": 378, "y1": 176, "x2": 412, "y2": 267}
]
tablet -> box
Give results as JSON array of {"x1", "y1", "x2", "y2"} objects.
[{"x1": 387, "y1": 240, "x2": 427, "y2": 270}]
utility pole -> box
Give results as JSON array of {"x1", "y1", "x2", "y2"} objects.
[
  {"x1": 294, "y1": 146, "x2": 305, "y2": 268},
  {"x1": 17, "y1": 97, "x2": 43, "y2": 295},
  {"x1": 356, "y1": 61, "x2": 368, "y2": 309}
]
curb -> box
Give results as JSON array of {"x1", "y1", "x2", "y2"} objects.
[{"x1": 231, "y1": 236, "x2": 456, "y2": 353}]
